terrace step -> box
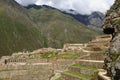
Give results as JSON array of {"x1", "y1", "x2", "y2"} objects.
[
  {"x1": 11, "y1": 74, "x2": 50, "y2": 80},
  {"x1": 69, "y1": 64, "x2": 99, "y2": 76},
  {"x1": 79, "y1": 53, "x2": 106, "y2": 60},
  {"x1": 0, "y1": 69, "x2": 53, "y2": 79},
  {"x1": 61, "y1": 71, "x2": 92, "y2": 80},
  {"x1": 75, "y1": 60, "x2": 104, "y2": 68}
]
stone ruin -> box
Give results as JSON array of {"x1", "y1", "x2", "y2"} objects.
[{"x1": 0, "y1": 34, "x2": 112, "y2": 80}]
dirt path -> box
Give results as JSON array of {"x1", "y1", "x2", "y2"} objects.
[
  {"x1": 98, "y1": 69, "x2": 111, "y2": 80},
  {"x1": 76, "y1": 59, "x2": 104, "y2": 63}
]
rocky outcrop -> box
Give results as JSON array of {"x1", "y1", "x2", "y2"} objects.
[{"x1": 102, "y1": 0, "x2": 120, "y2": 79}]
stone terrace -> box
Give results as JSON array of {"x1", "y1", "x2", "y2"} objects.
[{"x1": 0, "y1": 35, "x2": 112, "y2": 80}]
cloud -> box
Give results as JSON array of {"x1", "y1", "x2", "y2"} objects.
[
  {"x1": 15, "y1": 0, "x2": 115, "y2": 15},
  {"x1": 15, "y1": 0, "x2": 37, "y2": 6}
]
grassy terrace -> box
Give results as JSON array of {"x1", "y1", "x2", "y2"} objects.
[
  {"x1": 0, "y1": 78, "x2": 10, "y2": 80},
  {"x1": 72, "y1": 64, "x2": 100, "y2": 71},
  {"x1": 64, "y1": 71, "x2": 92, "y2": 80},
  {"x1": 41, "y1": 52, "x2": 80, "y2": 59},
  {"x1": 0, "y1": 68, "x2": 51, "y2": 73},
  {"x1": 56, "y1": 77, "x2": 64, "y2": 80}
]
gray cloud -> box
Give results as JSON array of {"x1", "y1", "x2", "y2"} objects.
[
  {"x1": 15, "y1": 0, "x2": 115, "y2": 15},
  {"x1": 15, "y1": 0, "x2": 37, "y2": 6}
]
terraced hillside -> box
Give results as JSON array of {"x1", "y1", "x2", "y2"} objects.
[
  {"x1": 56, "y1": 35, "x2": 111, "y2": 80},
  {"x1": 0, "y1": 35, "x2": 111, "y2": 80}
]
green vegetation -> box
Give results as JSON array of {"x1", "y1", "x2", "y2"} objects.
[
  {"x1": 28, "y1": 6, "x2": 101, "y2": 48},
  {"x1": 91, "y1": 71, "x2": 99, "y2": 80},
  {"x1": 111, "y1": 52, "x2": 120, "y2": 61},
  {"x1": 41, "y1": 52, "x2": 57, "y2": 59},
  {"x1": 71, "y1": 64, "x2": 99, "y2": 80},
  {"x1": 56, "y1": 77, "x2": 64, "y2": 80},
  {"x1": 0, "y1": 67, "x2": 50, "y2": 73},
  {"x1": 72, "y1": 64, "x2": 99, "y2": 71},
  {"x1": 41, "y1": 52, "x2": 80, "y2": 59},
  {"x1": 0, "y1": 0, "x2": 101, "y2": 57},
  {"x1": 0, "y1": 0, "x2": 44, "y2": 57},
  {"x1": 64, "y1": 71, "x2": 92, "y2": 80},
  {"x1": 57, "y1": 53, "x2": 80, "y2": 59},
  {"x1": 0, "y1": 69, "x2": 13, "y2": 72},
  {"x1": 0, "y1": 78, "x2": 10, "y2": 80}
]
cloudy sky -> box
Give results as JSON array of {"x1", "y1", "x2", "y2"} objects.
[{"x1": 15, "y1": 0, "x2": 115, "y2": 15}]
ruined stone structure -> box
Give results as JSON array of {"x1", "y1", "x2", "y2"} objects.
[
  {"x1": 0, "y1": 35, "x2": 111, "y2": 80},
  {"x1": 102, "y1": 0, "x2": 120, "y2": 79}
]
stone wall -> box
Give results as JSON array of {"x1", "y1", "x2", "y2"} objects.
[
  {"x1": 69, "y1": 67, "x2": 94, "y2": 76},
  {"x1": 0, "y1": 69, "x2": 53, "y2": 78},
  {"x1": 61, "y1": 73, "x2": 83, "y2": 80},
  {"x1": 52, "y1": 59, "x2": 74, "y2": 71},
  {"x1": 11, "y1": 75, "x2": 50, "y2": 80},
  {"x1": 80, "y1": 53, "x2": 106, "y2": 60},
  {"x1": 75, "y1": 60, "x2": 104, "y2": 68},
  {"x1": 63, "y1": 44, "x2": 86, "y2": 52}
]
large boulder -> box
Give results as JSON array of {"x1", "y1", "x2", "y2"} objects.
[{"x1": 102, "y1": 0, "x2": 120, "y2": 79}]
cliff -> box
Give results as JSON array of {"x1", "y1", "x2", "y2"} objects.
[{"x1": 102, "y1": 0, "x2": 120, "y2": 79}]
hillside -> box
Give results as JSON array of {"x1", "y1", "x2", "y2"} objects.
[
  {"x1": 26, "y1": 5, "x2": 101, "y2": 48},
  {"x1": 0, "y1": 0, "x2": 101, "y2": 57},
  {"x1": 0, "y1": 0, "x2": 44, "y2": 57},
  {"x1": 63, "y1": 11, "x2": 104, "y2": 29}
]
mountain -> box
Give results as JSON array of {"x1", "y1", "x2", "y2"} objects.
[
  {"x1": 26, "y1": 5, "x2": 104, "y2": 29},
  {"x1": 63, "y1": 11, "x2": 104, "y2": 29},
  {"x1": 0, "y1": 1, "x2": 101, "y2": 57},
  {"x1": 0, "y1": 0, "x2": 44, "y2": 57},
  {"x1": 26, "y1": 5, "x2": 101, "y2": 48}
]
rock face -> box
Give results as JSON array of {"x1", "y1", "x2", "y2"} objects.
[
  {"x1": 65, "y1": 11, "x2": 104, "y2": 29},
  {"x1": 102, "y1": 0, "x2": 120, "y2": 79}
]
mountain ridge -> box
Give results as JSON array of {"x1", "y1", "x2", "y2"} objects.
[{"x1": 26, "y1": 4, "x2": 104, "y2": 29}]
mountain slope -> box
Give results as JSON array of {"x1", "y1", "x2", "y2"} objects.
[
  {"x1": 0, "y1": 0, "x2": 44, "y2": 57},
  {"x1": 26, "y1": 5, "x2": 101, "y2": 48},
  {"x1": 63, "y1": 11, "x2": 104, "y2": 29},
  {"x1": 0, "y1": 1, "x2": 101, "y2": 57}
]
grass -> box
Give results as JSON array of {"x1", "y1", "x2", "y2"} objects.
[
  {"x1": 56, "y1": 77, "x2": 64, "y2": 80},
  {"x1": 70, "y1": 64, "x2": 100, "y2": 80},
  {"x1": 41, "y1": 52, "x2": 57, "y2": 59},
  {"x1": 41, "y1": 52, "x2": 80, "y2": 59},
  {"x1": 64, "y1": 71, "x2": 92, "y2": 80},
  {"x1": 57, "y1": 53, "x2": 80, "y2": 59},
  {"x1": 72, "y1": 64, "x2": 100, "y2": 71},
  {"x1": 0, "y1": 69, "x2": 29, "y2": 73},
  {"x1": 0, "y1": 78, "x2": 10, "y2": 80},
  {"x1": 0, "y1": 67, "x2": 51, "y2": 73},
  {"x1": 0, "y1": 10, "x2": 44, "y2": 57}
]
